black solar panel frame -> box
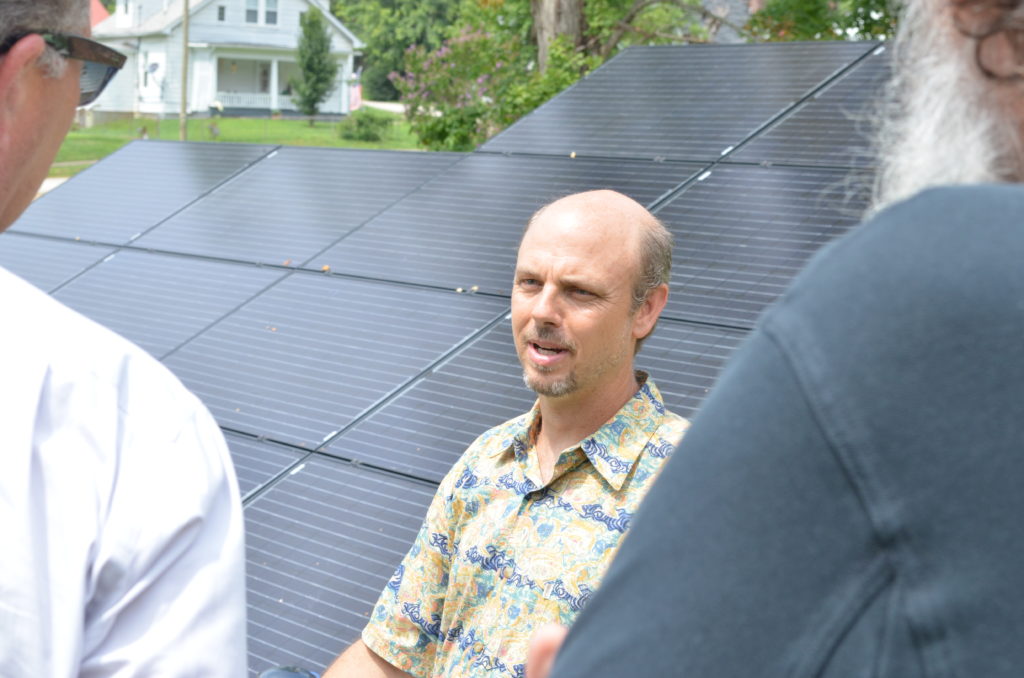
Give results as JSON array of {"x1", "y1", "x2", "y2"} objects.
[
  {"x1": 653, "y1": 163, "x2": 871, "y2": 329},
  {"x1": 481, "y1": 41, "x2": 879, "y2": 163},
  {"x1": 51, "y1": 249, "x2": 285, "y2": 359},
  {"x1": 244, "y1": 456, "x2": 436, "y2": 675},
  {"x1": 727, "y1": 44, "x2": 890, "y2": 169},
  {"x1": 133, "y1": 147, "x2": 466, "y2": 266},
  {"x1": 0, "y1": 232, "x2": 116, "y2": 293},
  {"x1": 311, "y1": 153, "x2": 705, "y2": 295},
  {"x1": 225, "y1": 432, "x2": 306, "y2": 501},
  {"x1": 162, "y1": 273, "x2": 509, "y2": 449},
  {"x1": 325, "y1": 317, "x2": 746, "y2": 483},
  {"x1": 12, "y1": 140, "x2": 276, "y2": 245}
]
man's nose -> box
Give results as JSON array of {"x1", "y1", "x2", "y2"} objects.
[{"x1": 531, "y1": 285, "x2": 562, "y2": 325}]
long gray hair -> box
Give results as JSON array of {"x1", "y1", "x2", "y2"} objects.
[
  {"x1": 0, "y1": 0, "x2": 90, "y2": 76},
  {"x1": 870, "y1": 0, "x2": 1024, "y2": 213}
]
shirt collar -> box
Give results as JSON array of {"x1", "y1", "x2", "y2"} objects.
[{"x1": 497, "y1": 372, "x2": 667, "y2": 491}]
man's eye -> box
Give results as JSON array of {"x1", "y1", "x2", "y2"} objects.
[
  {"x1": 519, "y1": 278, "x2": 540, "y2": 288},
  {"x1": 571, "y1": 287, "x2": 594, "y2": 297}
]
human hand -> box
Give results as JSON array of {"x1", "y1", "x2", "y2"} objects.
[{"x1": 526, "y1": 624, "x2": 569, "y2": 678}]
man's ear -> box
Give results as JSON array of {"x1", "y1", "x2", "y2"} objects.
[
  {"x1": 632, "y1": 282, "x2": 669, "y2": 341},
  {"x1": 0, "y1": 35, "x2": 47, "y2": 117}
]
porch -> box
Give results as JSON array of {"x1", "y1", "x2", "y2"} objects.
[{"x1": 215, "y1": 57, "x2": 302, "y2": 112}]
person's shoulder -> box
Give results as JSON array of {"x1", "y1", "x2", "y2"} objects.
[
  {"x1": 0, "y1": 268, "x2": 206, "y2": 433},
  {"x1": 637, "y1": 378, "x2": 690, "y2": 452},
  {"x1": 767, "y1": 184, "x2": 1024, "y2": 335}
]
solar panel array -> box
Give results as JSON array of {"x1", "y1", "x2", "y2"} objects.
[{"x1": 0, "y1": 40, "x2": 889, "y2": 674}]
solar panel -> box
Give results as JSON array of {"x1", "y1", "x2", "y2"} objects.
[
  {"x1": 162, "y1": 273, "x2": 508, "y2": 449},
  {"x1": 0, "y1": 232, "x2": 114, "y2": 292},
  {"x1": 245, "y1": 456, "x2": 435, "y2": 675},
  {"x1": 657, "y1": 164, "x2": 870, "y2": 328},
  {"x1": 134, "y1": 148, "x2": 465, "y2": 265},
  {"x1": 326, "y1": 317, "x2": 746, "y2": 484},
  {"x1": 481, "y1": 42, "x2": 877, "y2": 162},
  {"x1": 1, "y1": 40, "x2": 891, "y2": 677},
  {"x1": 52, "y1": 249, "x2": 284, "y2": 358},
  {"x1": 729, "y1": 45, "x2": 891, "y2": 168},
  {"x1": 311, "y1": 153, "x2": 703, "y2": 294},
  {"x1": 225, "y1": 432, "x2": 305, "y2": 501},
  {"x1": 12, "y1": 141, "x2": 274, "y2": 245}
]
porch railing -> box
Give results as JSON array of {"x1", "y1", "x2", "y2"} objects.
[{"x1": 214, "y1": 91, "x2": 296, "y2": 109}]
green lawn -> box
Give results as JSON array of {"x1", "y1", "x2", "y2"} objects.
[{"x1": 51, "y1": 111, "x2": 421, "y2": 178}]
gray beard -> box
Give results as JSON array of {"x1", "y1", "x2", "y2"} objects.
[{"x1": 870, "y1": 0, "x2": 1019, "y2": 214}]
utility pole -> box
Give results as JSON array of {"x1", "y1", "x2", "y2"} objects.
[{"x1": 179, "y1": 0, "x2": 189, "y2": 140}]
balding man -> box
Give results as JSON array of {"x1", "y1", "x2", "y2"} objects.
[{"x1": 324, "y1": 190, "x2": 688, "y2": 677}]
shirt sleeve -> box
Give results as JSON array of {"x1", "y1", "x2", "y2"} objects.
[
  {"x1": 550, "y1": 327, "x2": 881, "y2": 678},
  {"x1": 79, "y1": 400, "x2": 248, "y2": 677},
  {"x1": 362, "y1": 459, "x2": 464, "y2": 677}
]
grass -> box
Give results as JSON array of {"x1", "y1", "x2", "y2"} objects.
[{"x1": 50, "y1": 111, "x2": 421, "y2": 178}]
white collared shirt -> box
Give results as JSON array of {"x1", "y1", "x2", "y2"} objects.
[{"x1": 0, "y1": 266, "x2": 246, "y2": 677}]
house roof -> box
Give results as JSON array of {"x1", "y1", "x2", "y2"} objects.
[
  {"x1": 90, "y1": 0, "x2": 111, "y2": 27},
  {"x1": 94, "y1": 0, "x2": 364, "y2": 49}
]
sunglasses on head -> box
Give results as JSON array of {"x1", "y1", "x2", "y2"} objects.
[{"x1": 0, "y1": 32, "x2": 126, "y2": 106}]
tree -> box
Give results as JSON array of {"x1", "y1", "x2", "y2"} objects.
[
  {"x1": 746, "y1": 0, "x2": 898, "y2": 40},
  {"x1": 332, "y1": 0, "x2": 458, "y2": 101},
  {"x1": 532, "y1": 0, "x2": 586, "y2": 72},
  {"x1": 290, "y1": 7, "x2": 340, "y2": 124},
  {"x1": 394, "y1": 0, "x2": 711, "y2": 150}
]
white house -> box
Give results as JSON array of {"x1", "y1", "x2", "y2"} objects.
[{"x1": 92, "y1": 0, "x2": 363, "y2": 116}]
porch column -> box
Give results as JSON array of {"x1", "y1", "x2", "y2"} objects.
[
  {"x1": 341, "y1": 57, "x2": 350, "y2": 114},
  {"x1": 270, "y1": 58, "x2": 279, "y2": 111}
]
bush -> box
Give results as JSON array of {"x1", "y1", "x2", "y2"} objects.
[
  {"x1": 393, "y1": 28, "x2": 597, "y2": 151},
  {"x1": 338, "y1": 107, "x2": 394, "y2": 141}
]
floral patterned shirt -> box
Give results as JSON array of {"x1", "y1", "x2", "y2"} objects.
[{"x1": 361, "y1": 374, "x2": 689, "y2": 678}]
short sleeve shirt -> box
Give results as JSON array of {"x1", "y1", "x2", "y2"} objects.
[{"x1": 362, "y1": 374, "x2": 688, "y2": 677}]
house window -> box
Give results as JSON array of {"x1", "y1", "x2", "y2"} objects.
[
  {"x1": 265, "y1": 0, "x2": 278, "y2": 25},
  {"x1": 245, "y1": 0, "x2": 258, "y2": 23},
  {"x1": 217, "y1": 5, "x2": 225, "y2": 21}
]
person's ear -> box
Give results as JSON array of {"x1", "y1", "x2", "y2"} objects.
[
  {"x1": 632, "y1": 282, "x2": 669, "y2": 341},
  {"x1": 0, "y1": 35, "x2": 47, "y2": 117}
]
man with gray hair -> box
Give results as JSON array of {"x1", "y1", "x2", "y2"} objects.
[
  {"x1": 324, "y1": 189, "x2": 688, "y2": 677},
  {"x1": 527, "y1": 1, "x2": 1024, "y2": 676},
  {"x1": 0, "y1": 1, "x2": 246, "y2": 674}
]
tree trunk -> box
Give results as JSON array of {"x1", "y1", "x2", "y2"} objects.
[{"x1": 531, "y1": 0, "x2": 585, "y2": 73}]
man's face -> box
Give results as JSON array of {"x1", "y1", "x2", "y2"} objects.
[
  {"x1": 511, "y1": 202, "x2": 640, "y2": 401},
  {"x1": 0, "y1": 35, "x2": 83, "y2": 232}
]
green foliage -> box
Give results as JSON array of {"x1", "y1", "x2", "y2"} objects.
[
  {"x1": 332, "y1": 0, "x2": 458, "y2": 101},
  {"x1": 338, "y1": 106, "x2": 394, "y2": 141},
  {"x1": 290, "y1": 8, "x2": 340, "y2": 122},
  {"x1": 393, "y1": 0, "x2": 711, "y2": 151},
  {"x1": 100, "y1": 0, "x2": 116, "y2": 12},
  {"x1": 747, "y1": 0, "x2": 898, "y2": 41},
  {"x1": 392, "y1": 25, "x2": 601, "y2": 151},
  {"x1": 496, "y1": 36, "x2": 601, "y2": 125},
  {"x1": 393, "y1": 27, "x2": 512, "y2": 150},
  {"x1": 586, "y1": 0, "x2": 708, "y2": 51}
]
